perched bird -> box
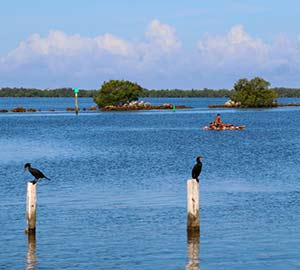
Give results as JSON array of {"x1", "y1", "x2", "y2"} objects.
[
  {"x1": 192, "y1": 156, "x2": 203, "y2": 182},
  {"x1": 23, "y1": 163, "x2": 50, "y2": 184}
]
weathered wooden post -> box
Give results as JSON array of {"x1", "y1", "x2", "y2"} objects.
[
  {"x1": 187, "y1": 179, "x2": 200, "y2": 232},
  {"x1": 26, "y1": 182, "x2": 37, "y2": 234}
]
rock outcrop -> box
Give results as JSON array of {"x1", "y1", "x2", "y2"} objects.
[
  {"x1": 224, "y1": 100, "x2": 241, "y2": 107},
  {"x1": 101, "y1": 101, "x2": 190, "y2": 111}
]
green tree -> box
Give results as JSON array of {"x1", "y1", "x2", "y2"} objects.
[
  {"x1": 231, "y1": 77, "x2": 277, "y2": 107},
  {"x1": 94, "y1": 80, "x2": 145, "y2": 108}
]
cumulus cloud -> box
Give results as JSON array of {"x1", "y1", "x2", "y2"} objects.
[
  {"x1": 197, "y1": 25, "x2": 269, "y2": 70},
  {"x1": 95, "y1": 33, "x2": 132, "y2": 56},
  {"x1": 0, "y1": 19, "x2": 184, "y2": 88},
  {"x1": 3, "y1": 31, "x2": 124, "y2": 66},
  {"x1": 145, "y1": 19, "x2": 181, "y2": 53},
  {"x1": 2, "y1": 20, "x2": 180, "y2": 69},
  {"x1": 195, "y1": 25, "x2": 300, "y2": 87},
  {"x1": 1, "y1": 21, "x2": 300, "y2": 88}
]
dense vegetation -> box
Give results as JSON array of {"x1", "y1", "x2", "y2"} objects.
[
  {"x1": 230, "y1": 77, "x2": 277, "y2": 107},
  {"x1": 0, "y1": 87, "x2": 96, "y2": 97},
  {"x1": 272, "y1": 87, "x2": 300, "y2": 97},
  {"x1": 1, "y1": 85, "x2": 300, "y2": 98},
  {"x1": 94, "y1": 80, "x2": 145, "y2": 108}
]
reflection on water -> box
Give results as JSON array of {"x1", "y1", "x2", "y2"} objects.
[
  {"x1": 26, "y1": 233, "x2": 36, "y2": 270},
  {"x1": 186, "y1": 231, "x2": 200, "y2": 270},
  {"x1": 2, "y1": 97, "x2": 300, "y2": 269}
]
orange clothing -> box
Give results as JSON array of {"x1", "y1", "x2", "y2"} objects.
[{"x1": 214, "y1": 115, "x2": 222, "y2": 125}]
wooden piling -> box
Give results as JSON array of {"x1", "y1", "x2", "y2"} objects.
[
  {"x1": 26, "y1": 182, "x2": 37, "y2": 234},
  {"x1": 187, "y1": 179, "x2": 200, "y2": 232}
]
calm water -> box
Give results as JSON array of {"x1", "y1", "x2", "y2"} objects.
[{"x1": 1, "y1": 97, "x2": 300, "y2": 270}]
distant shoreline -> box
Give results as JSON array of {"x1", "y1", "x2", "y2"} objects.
[
  {"x1": 2, "y1": 87, "x2": 300, "y2": 98},
  {"x1": 208, "y1": 103, "x2": 300, "y2": 108}
]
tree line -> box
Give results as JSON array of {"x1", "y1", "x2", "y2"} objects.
[
  {"x1": 1, "y1": 86, "x2": 300, "y2": 98},
  {"x1": 0, "y1": 87, "x2": 96, "y2": 97},
  {"x1": 141, "y1": 88, "x2": 231, "y2": 97}
]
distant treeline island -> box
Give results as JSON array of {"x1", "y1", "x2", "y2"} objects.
[{"x1": 1, "y1": 87, "x2": 300, "y2": 98}]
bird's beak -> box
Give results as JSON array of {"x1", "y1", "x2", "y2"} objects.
[{"x1": 23, "y1": 168, "x2": 27, "y2": 173}]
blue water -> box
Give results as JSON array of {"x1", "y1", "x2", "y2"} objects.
[{"x1": 1, "y1": 97, "x2": 300, "y2": 270}]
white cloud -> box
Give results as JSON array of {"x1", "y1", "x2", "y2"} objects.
[
  {"x1": 197, "y1": 25, "x2": 269, "y2": 69},
  {"x1": 1, "y1": 19, "x2": 181, "y2": 69},
  {"x1": 195, "y1": 25, "x2": 300, "y2": 87},
  {"x1": 0, "y1": 19, "x2": 184, "y2": 88},
  {"x1": 1, "y1": 22, "x2": 300, "y2": 89},
  {"x1": 145, "y1": 19, "x2": 181, "y2": 53},
  {"x1": 95, "y1": 34, "x2": 132, "y2": 56}
]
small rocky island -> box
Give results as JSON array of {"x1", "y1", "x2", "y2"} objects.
[
  {"x1": 209, "y1": 99, "x2": 300, "y2": 108},
  {"x1": 209, "y1": 77, "x2": 300, "y2": 108},
  {"x1": 94, "y1": 80, "x2": 191, "y2": 111},
  {"x1": 0, "y1": 102, "x2": 190, "y2": 113},
  {"x1": 101, "y1": 101, "x2": 190, "y2": 111}
]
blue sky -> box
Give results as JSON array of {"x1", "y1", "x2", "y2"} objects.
[{"x1": 1, "y1": 0, "x2": 300, "y2": 89}]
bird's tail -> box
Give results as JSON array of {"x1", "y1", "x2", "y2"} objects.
[{"x1": 45, "y1": 176, "x2": 51, "y2": 180}]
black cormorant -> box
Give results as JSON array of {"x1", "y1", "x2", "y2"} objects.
[
  {"x1": 24, "y1": 163, "x2": 50, "y2": 183},
  {"x1": 192, "y1": 156, "x2": 203, "y2": 182}
]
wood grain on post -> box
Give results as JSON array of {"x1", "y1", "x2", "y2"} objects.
[
  {"x1": 187, "y1": 179, "x2": 200, "y2": 232},
  {"x1": 26, "y1": 182, "x2": 37, "y2": 234}
]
